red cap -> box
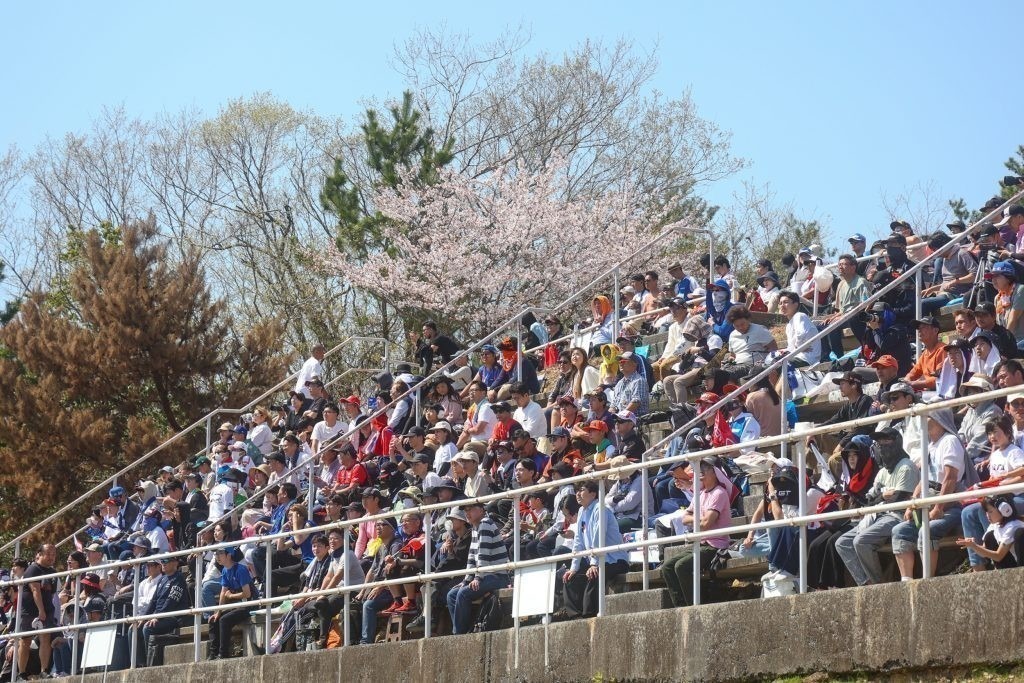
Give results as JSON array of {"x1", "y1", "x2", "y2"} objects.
[
  {"x1": 342, "y1": 395, "x2": 361, "y2": 406},
  {"x1": 696, "y1": 392, "x2": 721, "y2": 405},
  {"x1": 582, "y1": 420, "x2": 609, "y2": 433},
  {"x1": 869, "y1": 355, "x2": 898, "y2": 369}
]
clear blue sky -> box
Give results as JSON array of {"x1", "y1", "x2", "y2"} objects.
[{"x1": 1, "y1": 1, "x2": 1021, "y2": 251}]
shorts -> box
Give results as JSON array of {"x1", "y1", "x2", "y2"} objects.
[{"x1": 16, "y1": 611, "x2": 55, "y2": 634}]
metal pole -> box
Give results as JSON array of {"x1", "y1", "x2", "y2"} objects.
[
  {"x1": 11, "y1": 590, "x2": 20, "y2": 683},
  {"x1": 70, "y1": 573, "x2": 81, "y2": 676},
  {"x1": 641, "y1": 451, "x2": 649, "y2": 590},
  {"x1": 264, "y1": 536, "x2": 272, "y2": 654},
  {"x1": 130, "y1": 560, "x2": 140, "y2": 669},
  {"x1": 692, "y1": 459, "x2": 702, "y2": 607},
  {"x1": 779, "y1": 361, "x2": 788, "y2": 461},
  {"x1": 919, "y1": 414, "x2": 932, "y2": 579},
  {"x1": 193, "y1": 551, "x2": 203, "y2": 663},
  {"x1": 205, "y1": 416, "x2": 212, "y2": 459},
  {"x1": 384, "y1": 339, "x2": 391, "y2": 374},
  {"x1": 597, "y1": 479, "x2": 606, "y2": 617},
  {"x1": 516, "y1": 320, "x2": 523, "y2": 383},
  {"x1": 797, "y1": 421, "x2": 808, "y2": 594},
  {"x1": 612, "y1": 268, "x2": 621, "y2": 343},
  {"x1": 13, "y1": 539, "x2": 19, "y2": 560},
  {"x1": 307, "y1": 458, "x2": 316, "y2": 519},
  {"x1": 513, "y1": 494, "x2": 521, "y2": 669},
  {"x1": 423, "y1": 510, "x2": 432, "y2": 640},
  {"x1": 915, "y1": 270, "x2": 923, "y2": 362},
  {"x1": 343, "y1": 526, "x2": 351, "y2": 647}
]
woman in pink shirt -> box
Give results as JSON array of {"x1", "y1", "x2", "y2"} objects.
[{"x1": 660, "y1": 457, "x2": 735, "y2": 607}]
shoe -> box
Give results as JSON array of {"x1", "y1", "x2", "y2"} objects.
[
  {"x1": 380, "y1": 598, "x2": 404, "y2": 614},
  {"x1": 394, "y1": 599, "x2": 419, "y2": 614},
  {"x1": 405, "y1": 615, "x2": 426, "y2": 633}
]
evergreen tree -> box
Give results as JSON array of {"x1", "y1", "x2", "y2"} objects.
[
  {"x1": 0, "y1": 216, "x2": 291, "y2": 545},
  {"x1": 320, "y1": 91, "x2": 455, "y2": 260},
  {"x1": 950, "y1": 144, "x2": 1024, "y2": 222}
]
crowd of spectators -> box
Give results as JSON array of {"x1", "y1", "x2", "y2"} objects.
[{"x1": 4, "y1": 197, "x2": 1024, "y2": 677}]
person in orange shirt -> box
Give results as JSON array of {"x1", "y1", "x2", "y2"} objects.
[{"x1": 904, "y1": 316, "x2": 947, "y2": 391}]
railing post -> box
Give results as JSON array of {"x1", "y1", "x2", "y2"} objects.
[
  {"x1": 71, "y1": 573, "x2": 82, "y2": 676},
  {"x1": 10, "y1": 596, "x2": 19, "y2": 683},
  {"x1": 797, "y1": 414, "x2": 808, "y2": 594},
  {"x1": 919, "y1": 414, "x2": 932, "y2": 579},
  {"x1": 779, "y1": 360, "x2": 789, "y2": 462},
  {"x1": 692, "y1": 457, "x2": 702, "y2": 607},
  {"x1": 597, "y1": 478, "x2": 606, "y2": 617},
  {"x1": 307, "y1": 458, "x2": 316, "y2": 520},
  {"x1": 384, "y1": 339, "x2": 391, "y2": 374},
  {"x1": 612, "y1": 267, "x2": 621, "y2": 342},
  {"x1": 641, "y1": 451, "x2": 650, "y2": 591},
  {"x1": 193, "y1": 551, "x2": 203, "y2": 663},
  {"x1": 130, "y1": 559, "x2": 140, "y2": 669},
  {"x1": 205, "y1": 415, "x2": 213, "y2": 459},
  {"x1": 516, "y1": 320, "x2": 523, "y2": 382},
  {"x1": 343, "y1": 526, "x2": 351, "y2": 647},
  {"x1": 512, "y1": 494, "x2": 521, "y2": 669},
  {"x1": 423, "y1": 510, "x2": 432, "y2": 640},
  {"x1": 915, "y1": 270, "x2": 923, "y2": 362},
  {"x1": 264, "y1": 535, "x2": 272, "y2": 654}
]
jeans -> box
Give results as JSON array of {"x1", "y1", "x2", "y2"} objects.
[
  {"x1": 835, "y1": 512, "x2": 902, "y2": 585},
  {"x1": 360, "y1": 592, "x2": 396, "y2": 644},
  {"x1": 201, "y1": 580, "x2": 221, "y2": 611},
  {"x1": 891, "y1": 503, "x2": 962, "y2": 554},
  {"x1": 735, "y1": 530, "x2": 771, "y2": 560},
  {"x1": 446, "y1": 573, "x2": 508, "y2": 635},
  {"x1": 919, "y1": 294, "x2": 952, "y2": 316}
]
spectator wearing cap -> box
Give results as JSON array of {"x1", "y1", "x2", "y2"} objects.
[
  {"x1": 992, "y1": 204, "x2": 1024, "y2": 254},
  {"x1": 141, "y1": 554, "x2": 189, "y2": 660},
  {"x1": 612, "y1": 352, "x2": 649, "y2": 417},
  {"x1": 581, "y1": 420, "x2": 616, "y2": 472},
  {"x1": 447, "y1": 502, "x2": 509, "y2": 634},
  {"x1": 429, "y1": 421, "x2": 457, "y2": 477},
  {"x1": 311, "y1": 527, "x2": 367, "y2": 646},
  {"x1": 903, "y1": 317, "x2": 947, "y2": 392},
  {"x1": 612, "y1": 411, "x2": 646, "y2": 462},
  {"x1": 508, "y1": 381, "x2": 545, "y2": 440},
  {"x1": 454, "y1": 451, "x2": 492, "y2": 498},
  {"x1": 868, "y1": 355, "x2": 902, "y2": 412},
  {"x1": 847, "y1": 233, "x2": 870, "y2": 276},
  {"x1": 490, "y1": 440, "x2": 517, "y2": 492},
  {"x1": 352, "y1": 519, "x2": 401, "y2": 644},
  {"x1": 215, "y1": 421, "x2": 235, "y2": 449},
  {"x1": 334, "y1": 447, "x2": 370, "y2": 502},
  {"x1": 510, "y1": 428, "x2": 549, "y2": 474},
  {"x1": 705, "y1": 278, "x2": 734, "y2": 341},
  {"x1": 650, "y1": 297, "x2": 690, "y2": 384},
  {"x1": 408, "y1": 508, "x2": 473, "y2": 636},
  {"x1": 574, "y1": 390, "x2": 616, "y2": 442},
  {"x1": 408, "y1": 452, "x2": 441, "y2": 494},
  {"x1": 805, "y1": 371, "x2": 872, "y2": 456},
  {"x1": 835, "y1": 428, "x2": 919, "y2": 585},
  {"x1": 987, "y1": 261, "x2": 1024, "y2": 345},
  {"x1": 294, "y1": 343, "x2": 326, "y2": 398},
  {"x1": 458, "y1": 381, "x2": 496, "y2": 450},
  {"x1": 338, "y1": 394, "x2": 363, "y2": 423},
  {"x1": 710, "y1": 256, "x2": 736, "y2": 298},
  {"x1": 958, "y1": 375, "x2": 1003, "y2": 469},
  {"x1": 918, "y1": 231, "x2": 980, "y2": 314},
  {"x1": 604, "y1": 455, "x2": 654, "y2": 533},
  {"x1": 542, "y1": 427, "x2": 584, "y2": 479},
  {"x1": 974, "y1": 302, "x2": 1018, "y2": 360},
  {"x1": 304, "y1": 378, "x2": 331, "y2": 422},
  {"x1": 466, "y1": 344, "x2": 505, "y2": 399},
  {"x1": 556, "y1": 480, "x2": 629, "y2": 619},
  {"x1": 554, "y1": 395, "x2": 584, "y2": 436},
  {"x1": 415, "y1": 320, "x2": 462, "y2": 374},
  {"x1": 960, "y1": 413, "x2": 1024, "y2": 571},
  {"x1": 207, "y1": 544, "x2": 256, "y2": 660},
  {"x1": 860, "y1": 302, "x2": 912, "y2": 376},
  {"x1": 969, "y1": 331, "x2": 1002, "y2": 377},
  {"x1": 544, "y1": 351, "x2": 575, "y2": 423},
  {"x1": 824, "y1": 253, "x2": 871, "y2": 348},
  {"x1": 777, "y1": 291, "x2": 821, "y2": 368},
  {"x1": 487, "y1": 401, "x2": 523, "y2": 452},
  {"x1": 890, "y1": 407, "x2": 968, "y2": 581},
  {"x1": 525, "y1": 464, "x2": 578, "y2": 560}
]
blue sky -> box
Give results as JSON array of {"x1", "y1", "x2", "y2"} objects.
[{"x1": 1, "y1": 1, "x2": 1021, "y2": 252}]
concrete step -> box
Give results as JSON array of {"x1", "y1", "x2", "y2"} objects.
[{"x1": 605, "y1": 588, "x2": 672, "y2": 616}]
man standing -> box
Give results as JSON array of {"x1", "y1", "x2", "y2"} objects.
[
  {"x1": 295, "y1": 344, "x2": 326, "y2": 398},
  {"x1": 16, "y1": 544, "x2": 57, "y2": 679},
  {"x1": 446, "y1": 502, "x2": 509, "y2": 634}
]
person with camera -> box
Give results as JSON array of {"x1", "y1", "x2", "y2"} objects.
[{"x1": 860, "y1": 302, "x2": 912, "y2": 375}]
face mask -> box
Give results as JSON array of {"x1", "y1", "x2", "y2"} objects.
[
  {"x1": 878, "y1": 442, "x2": 904, "y2": 471},
  {"x1": 885, "y1": 247, "x2": 904, "y2": 265},
  {"x1": 712, "y1": 291, "x2": 728, "y2": 306}
]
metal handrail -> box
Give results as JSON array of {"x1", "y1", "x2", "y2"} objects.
[
  {"x1": 6, "y1": 382, "x2": 1020, "y2": 672},
  {"x1": 0, "y1": 335, "x2": 389, "y2": 556}
]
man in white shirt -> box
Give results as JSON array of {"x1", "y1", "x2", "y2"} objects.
[
  {"x1": 294, "y1": 344, "x2": 326, "y2": 398},
  {"x1": 458, "y1": 381, "x2": 495, "y2": 448},
  {"x1": 311, "y1": 403, "x2": 347, "y2": 456},
  {"x1": 510, "y1": 381, "x2": 545, "y2": 439},
  {"x1": 652, "y1": 297, "x2": 688, "y2": 383}
]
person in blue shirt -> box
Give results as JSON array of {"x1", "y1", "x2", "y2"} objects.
[
  {"x1": 555, "y1": 480, "x2": 629, "y2": 618},
  {"x1": 251, "y1": 482, "x2": 300, "y2": 584},
  {"x1": 208, "y1": 546, "x2": 254, "y2": 660},
  {"x1": 705, "y1": 279, "x2": 734, "y2": 341}
]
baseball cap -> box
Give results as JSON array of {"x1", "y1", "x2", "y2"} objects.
[
  {"x1": 847, "y1": 233, "x2": 867, "y2": 243},
  {"x1": 911, "y1": 316, "x2": 940, "y2": 329},
  {"x1": 547, "y1": 426, "x2": 571, "y2": 439},
  {"x1": 868, "y1": 355, "x2": 898, "y2": 370},
  {"x1": 619, "y1": 351, "x2": 638, "y2": 364},
  {"x1": 491, "y1": 401, "x2": 512, "y2": 413},
  {"x1": 410, "y1": 453, "x2": 431, "y2": 465},
  {"x1": 831, "y1": 371, "x2": 864, "y2": 386},
  {"x1": 889, "y1": 219, "x2": 912, "y2": 232},
  {"x1": 994, "y1": 205, "x2": 1024, "y2": 228},
  {"x1": 696, "y1": 392, "x2": 720, "y2": 405},
  {"x1": 946, "y1": 219, "x2": 967, "y2": 233},
  {"x1": 431, "y1": 420, "x2": 453, "y2": 432},
  {"x1": 882, "y1": 382, "x2": 918, "y2": 403},
  {"x1": 109, "y1": 486, "x2": 126, "y2": 498},
  {"x1": 615, "y1": 410, "x2": 638, "y2": 424},
  {"x1": 509, "y1": 428, "x2": 530, "y2": 440},
  {"x1": 987, "y1": 261, "x2": 1017, "y2": 280},
  {"x1": 582, "y1": 420, "x2": 609, "y2": 433},
  {"x1": 454, "y1": 451, "x2": 480, "y2": 463}
]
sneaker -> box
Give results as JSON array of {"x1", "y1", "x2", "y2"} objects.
[
  {"x1": 394, "y1": 599, "x2": 419, "y2": 614},
  {"x1": 405, "y1": 615, "x2": 426, "y2": 633},
  {"x1": 379, "y1": 598, "x2": 404, "y2": 615}
]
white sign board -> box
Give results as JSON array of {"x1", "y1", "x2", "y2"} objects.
[
  {"x1": 512, "y1": 565, "x2": 557, "y2": 618},
  {"x1": 81, "y1": 624, "x2": 118, "y2": 669}
]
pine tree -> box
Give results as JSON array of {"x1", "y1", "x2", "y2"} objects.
[{"x1": 0, "y1": 216, "x2": 292, "y2": 547}]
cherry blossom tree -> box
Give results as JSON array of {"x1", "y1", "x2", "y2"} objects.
[{"x1": 319, "y1": 160, "x2": 700, "y2": 338}]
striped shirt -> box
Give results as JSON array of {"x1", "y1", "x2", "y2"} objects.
[{"x1": 464, "y1": 517, "x2": 508, "y2": 581}]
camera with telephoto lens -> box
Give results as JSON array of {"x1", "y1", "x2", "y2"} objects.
[
  {"x1": 1004, "y1": 176, "x2": 1023, "y2": 187},
  {"x1": 860, "y1": 311, "x2": 883, "y2": 324}
]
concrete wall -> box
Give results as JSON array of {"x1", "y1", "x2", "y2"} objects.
[{"x1": 73, "y1": 567, "x2": 1024, "y2": 682}]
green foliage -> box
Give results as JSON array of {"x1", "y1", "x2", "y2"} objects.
[
  {"x1": 46, "y1": 221, "x2": 123, "y2": 314},
  {"x1": 0, "y1": 263, "x2": 17, "y2": 328},
  {"x1": 949, "y1": 144, "x2": 1024, "y2": 224},
  {"x1": 321, "y1": 91, "x2": 454, "y2": 260}
]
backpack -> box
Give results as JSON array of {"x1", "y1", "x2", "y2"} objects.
[
  {"x1": 361, "y1": 459, "x2": 380, "y2": 486},
  {"x1": 472, "y1": 591, "x2": 506, "y2": 633}
]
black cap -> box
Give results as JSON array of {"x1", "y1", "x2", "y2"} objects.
[
  {"x1": 885, "y1": 233, "x2": 907, "y2": 247},
  {"x1": 491, "y1": 401, "x2": 512, "y2": 413},
  {"x1": 975, "y1": 222, "x2": 1000, "y2": 238},
  {"x1": 872, "y1": 427, "x2": 902, "y2": 442},
  {"x1": 410, "y1": 453, "x2": 431, "y2": 465},
  {"x1": 509, "y1": 428, "x2": 530, "y2": 440},
  {"x1": 265, "y1": 451, "x2": 287, "y2": 463},
  {"x1": 975, "y1": 301, "x2": 997, "y2": 315},
  {"x1": 889, "y1": 219, "x2": 913, "y2": 232},
  {"x1": 911, "y1": 316, "x2": 940, "y2": 329},
  {"x1": 981, "y1": 196, "x2": 1005, "y2": 212},
  {"x1": 406, "y1": 425, "x2": 427, "y2": 437},
  {"x1": 360, "y1": 487, "x2": 383, "y2": 499},
  {"x1": 945, "y1": 219, "x2": 967, "y2": 232}
]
